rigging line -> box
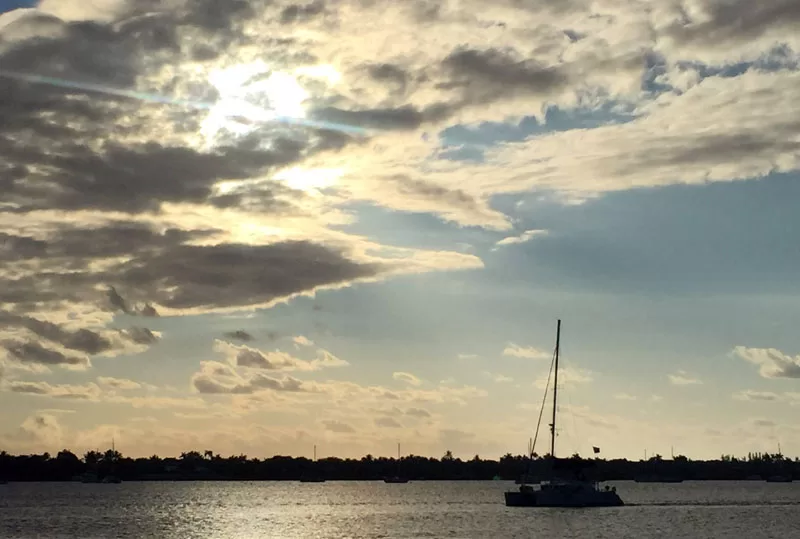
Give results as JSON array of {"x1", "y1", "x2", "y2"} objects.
[
  {"x1": 562, "y1": 350, "x2": 583, "y2": 457},
  {"x1": 531, "y1": 346, "x2": 557, "y2": 458}
]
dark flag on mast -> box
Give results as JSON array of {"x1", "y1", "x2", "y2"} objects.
[{"x1": 593, "y1": 446, "x2": 601, "y2": 454}]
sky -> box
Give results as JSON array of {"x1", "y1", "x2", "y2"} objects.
[{"x1": 1, "y1": 0, "x2": 799, "y2": 461}]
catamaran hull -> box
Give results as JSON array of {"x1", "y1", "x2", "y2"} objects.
[{"x1": 504, "y1": 490, "x2": 624, "y2": 508}]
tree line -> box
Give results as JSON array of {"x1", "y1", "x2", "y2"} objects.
[{"x1": 0, "y1": 449, "x2": 797, "y2": 482}]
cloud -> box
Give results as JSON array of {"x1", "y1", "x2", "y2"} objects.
[
  {"x1": 534, "y1": 366, "x2": 593, "y2": 389},
  {"x1": 18, "y1": 413, "x2": 64, "y2": 446},
  {"x1": 120, "y1": 327, "x2": 160, "y2": 345},
  {"x1": 405, "y1": 407, "x2": 432, "y2": 419},
  {"x1": 422, "y1": 70, "x2": 800, "y2": 201},
  {"x1": 614, "y1": 393, "x2": 637, "y2": 401},
  {"x1": 375, "y1": 417, "x2": 403, "y2": 428},
  {"x1": 213, "y1": 340, "x2": 348, "y2": 372},
  {"x1": 6, "y1": 380, "x2": 102, "y2": 400},
  {"x1": 495, "y1": 229, "x2": 548, "y2": 247},
  {"x1": 668, "y1": 370, "x2": 703, "y2": 386},
  {"x1": 0, "y1": 312, "x2": 157, "y2": 372},
  {"x1": 660, "y1": 0, "x2": 800, "y2": 64},
  {"x1": 223, "y1": 330, "x2": 254, "y2": 342},
  {"x1": 1, "y1": 340, "x2": 90, "y2": 370},
  {"x1": 392, "y1": 372, "x2": 423, "y2": 387},
  {"x1": 484, "y1": 372, "x2": 513, "y2": 383},
  {"x1": 293, "y1": 336, "x2": 314, "y2": 347},
  {"x1": 97, "y1": 377, "x2": 142, "y2": 390},
  {"x1": 503, "y1": 343, "x2": 550, "y2": 360},
  {"x1": 107, "y1": 395, "x2": 207, "y2": 410},
  {"x1": 191, "y1": 359, "x2": 317, "y2": 396},
  {"x1": 733, "y1": 346, "x2": 800, "y2": 379},
  {"x1": 0, "y1": 312, "x2": 113, "y2": 355},
  {"x1": 322, "y1": 420, "x2": 356, "y2": 434},
  {"x1": 457, "y1": 353, "x2": 478, "y2": 360},
  {"x1": 733, "y1": 390, "x2": 800, "y2": 404}
]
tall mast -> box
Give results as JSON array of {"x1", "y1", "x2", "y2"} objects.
[
  {"x1": 550, "y1": 319, "x2": 561, "y2": 458},
  {"x1": 314, "y1": 445, "x2": 317, "y2": 462},
  {"x1": 398, "y1": 443, "x2": 401, "y2": 460}
]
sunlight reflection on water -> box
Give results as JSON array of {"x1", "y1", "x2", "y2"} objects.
[{"x1": 1, "y1": 481, "x2": 799, "y2": 538}]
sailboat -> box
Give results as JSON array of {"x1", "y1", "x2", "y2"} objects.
[
  {"x1": 102, "y1": 439, "x2": 122, "y2": 484},
  {"x1": 504, "y1": 320, "x2": 624, "y2": 508},
  {"x1": 384, "y1": 443, "x2": 410, "y2": 483},
  {"x1": 300, "y1": 445, "x2": 326, "y2": 483}
]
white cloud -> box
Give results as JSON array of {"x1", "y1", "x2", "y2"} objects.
[
  {"x1": 375, "y1": 417, "x2": 403, "y2": 428},
  {"x1": 614, "y1": 393, "x2": 637, "y2": 401},
  {"x1": 733, "y1": 390, "x2": 780, "y2": 402},
  {"x1": 503, "y1": 343, "x2": 550, "y2": 360},
  {"x1": 733, "y1": 390, "x2": 800, "y2": 405},
  {"x1": 393, "y1": 372, "x2": 423, "y2": 387},
  {"x1": 495, "y1": 229, "x2": 548, "y2": 248},
  {"x1": 213, "y1": 340, "x2": 349, "y2": 372},
  {"x1": 534, "y1": 366, "x2": 593, "y2": 389},
  {"x1": 293, "y1": 336, "x2": 315, "y2": 347},
  {"x1": 733, "y1": 346, "x2": 800, "y2": 379},
  {"x1": 97, "y1": 377, "x2": 142, "y2": 390},
  {"x1": 5, "y1": 380, "x2": 102, "y2": 400},
  {"x1": 457, "y1": 353, "x2": 478, "y2": 360},
  {"x1": 668, "y1": 370, "x2": 703, "y2": 386},
  {"x1": 322, "y1": 420, "x2": 356, "y2": 434},
  {"x1": 484, "y1": 372, "x2": 513, "y2": 383}
]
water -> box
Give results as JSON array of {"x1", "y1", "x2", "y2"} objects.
[{"x1": 1, "y1": 481, "x2": 798, "y2": 538}]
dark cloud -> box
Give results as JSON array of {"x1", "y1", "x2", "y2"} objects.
[
  {"x1": 224, "y1": 330, "x2": 254, "y2": 342},
  {"x1": 752, "y1": 419, "x2": 776, "y2": 428},
  {"x1": 111, "y1": 241, "x2": 381, "y2": 311},
  {"x1": 0, "y1": 312, "x2": 112, "y2": 355},
  {"x1": 374, "y1": 416, "x2": 402, "y2": 428},
  {"x1": 281, "y1": 1, "x2": 326, "y2": 24},
  {"x1": 367, "y1": 63, "x2": 409, "y2": 96},
  {"x1": 5, "y1": 140, "x2": 306, "y2": 214},
  {"x1": 122, "y1": 327, "x2": 160, "y2": 345},
  {"x1": 441, "y1": 47, "x2": 570, "y2": 103},
  {"x1": 6, "y1": 380, "x2": 100, "y2": 399},
  {"x1": 4, "y1": 228, "x2": 380, "y2": 318},
  {"x1": 107, "y1": 287, "x2": 160, "y2": 317},
  {"x1": 389, "y1": 175, "x2": 488, "y2": 214},
  {"x1": 234, "y1": 347, "x2": 296, "y2": 370},
  {"x1": 405, "y1": 407, "x2": 432, "y2": 418},
  {"x1": 311, "y1": 104, "x2": 437, "y2": 131},
  {"x1": 668, "y1": 0, "x2": 800, "y2": 46},
  {"x1": 2, "y1": 340, "x2": 90, "y2": 369},
  {"x1": 322, "y1": 419, "x2": 356, "y2": 433},
  {"x1": 192, "y1": 371, "x2": 313, "y2": 394},
  {"x1": 620, "y1": 132, "x2": 800, "y2": 173}
]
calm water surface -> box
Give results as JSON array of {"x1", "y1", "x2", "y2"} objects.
[{"x1": 1, "y1": 481, "x2": 798, "y2": 538}]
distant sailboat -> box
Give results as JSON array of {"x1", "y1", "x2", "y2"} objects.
[
  {"x1": 102, "y1": 438, "x2": 122, "y2": 484},
  {"x1": 765, "y1": 443, "x2": 793, "y2": 482},
  {"x1": 384, "y1": 443, "x2": 410, "y2": 483},
  {"x1": 300, "y1": 445, "x2": 326, "y2": 483},
  {"x1": 504, "y1": 320, "x2": 624, "y2": 508}
]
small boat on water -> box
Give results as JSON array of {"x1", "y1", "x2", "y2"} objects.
[
  {"x1": 384, "y1": 443, "x2": 410, "y2": 484},
  {"x1": 504, "y1": 320, "x2": 623, "y2": 508},
  {"x1": 765, "y1": 475, "x2": 793, "y2": 483},
  {"x1": 300, "y1": 445, "x2": 326, "y2": 483},
  {"x1": 634, "y1": 476, "x2": 684, "y2": 483}
]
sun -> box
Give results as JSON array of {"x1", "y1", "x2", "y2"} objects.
[{"x1": 201, "y1": 61, "x2": 310, "y2": 146}]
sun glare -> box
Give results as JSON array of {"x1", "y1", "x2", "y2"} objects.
[
  {"x1": 274, "y1": 167, "x2": 344, "y2": 194},
  {"x1": 201, "y1": 61, "x2": 310, "y2": 146}
]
